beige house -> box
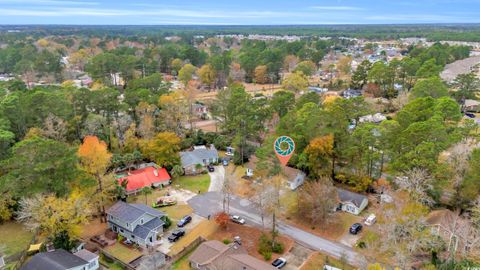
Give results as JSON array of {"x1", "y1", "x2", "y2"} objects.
[{"x1": 189, "y1": 240, "x2": 276, "y2": 270}]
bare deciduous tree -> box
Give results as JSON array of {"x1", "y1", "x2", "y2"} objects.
[
  {"x1": 229, "y1": 62, "x2": 246, "y2": 82},
  {"x1": 447, "y1": 141, "x2": 478, "y2": 190},
  {"x1": 43, "y1": 113, "x2": 67, "y2": 141},
  {"x1": 378, "y1": 202, "x2": 443, "y2": 268},
  {"x1": 251, "y1": 179, "x2": 268, "y2": 229},
  {"x1": 296, "y1": 179, "x2": 338, "y2": 226},
  {"x1": 263, "y1": 175, "x2": 283, "y2": 247},
  {"x1": 222, "y1": 173, "x2": 235, "y2": 214},
  {"x1": 395, "y1": 168, "x2": 435, "y2": 206}
]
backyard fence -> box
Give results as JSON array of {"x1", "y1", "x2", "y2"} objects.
[{"x1": 163, "y1": 236, "x2": 206, "y2": 268}]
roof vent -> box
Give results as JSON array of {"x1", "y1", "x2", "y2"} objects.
[{"x1": 153, "y1": 169, "x2": 158, "y2": 177}]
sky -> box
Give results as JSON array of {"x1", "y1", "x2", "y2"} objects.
[{"x1": 1, "y1": 0, "x2": 480, "y2": 25}]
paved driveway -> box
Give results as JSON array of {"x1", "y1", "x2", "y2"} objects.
[
  {"x1": 208, "y1": 166, "x2": 225, "y2": 192},
  {"x1": 282, "y1": 244, "x2": 314, "y2": 270},
  {"x1": 157, "y1": 213, "x2": 204, "y2": 254},
  {"x1": 187, "y1": 192, "x2": 368, "y2": 268}
]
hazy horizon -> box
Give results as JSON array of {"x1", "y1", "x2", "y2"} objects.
[{"x1": 1, "y1": 0, "x2": 480, "y2": 25}]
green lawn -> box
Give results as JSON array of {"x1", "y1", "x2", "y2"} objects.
[
  {"x1": 104, "y1": 243, "x2": 143, "y2": 264},
  {"x1": 161, "y1": 204, "x2": 193, "y2": 221},
  {"x1": 174, "y1": 174, "x2": 210, "y2": 193},
  {"x1": 128, "y1": 188, "x2": 168, "y2": 206},
  {"x1": 0, "y1": 222, "x2": 34, "y2": 256}
]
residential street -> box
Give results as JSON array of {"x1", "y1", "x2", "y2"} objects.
[
  {"x1": 207, "y1": 166, "x2": 225, "y2": 192},
  {"x1": 188, "y1": 192, "x2": 368, "y2": 267}
]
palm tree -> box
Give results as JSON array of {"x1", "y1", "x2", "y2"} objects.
[{"x1": 141, "y1": 186, "x2": 153, "y2": 205}]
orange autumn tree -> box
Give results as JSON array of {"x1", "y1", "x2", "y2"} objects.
[
  {"x1": 303, "y1": 134, "x2": 334, "y2": 178},
  {"x1": 78, "y1": 135, "x2": 112, "y2": 222},
  {"x1": 214, "y1": 212, "x2": 230, "y2": 230}
]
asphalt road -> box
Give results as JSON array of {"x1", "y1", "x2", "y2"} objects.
[{"x1": 188, "y1": 192, "x2": 368, "y2": 267}]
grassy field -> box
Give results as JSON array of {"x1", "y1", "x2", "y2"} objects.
[
  {"x1": 169, "y1": 220, "x2": 218, "y2": 256},
  {"x1": 129, "y1": 187, "x2": 168, "y2": 206},
  {"x1": 174, "y1": 174, "x2": 210, "y2": 193},
  {"x1": 0, "y1": 222, "x2": 34, "y2": 256},
  {"x1": 161, "y1": 204, "x2": 193, "y2": 222},
  {"x1": 301, "y1": 252, "x2": 354, "y2": 270},
  {"x1": 104, "y1": 243, "x2": 143, "y2": 264}
]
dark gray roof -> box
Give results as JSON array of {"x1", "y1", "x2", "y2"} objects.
[
  {"x1": 133, "y1": 224, "x2": 152, "y2": 239},
  {"x1": 114, "y1": 217, "x2": 164, "y2": 240},
  {"x1": 130, "y1": 203, "x2": 165, "y2": 218},
  {"x1": 73, "y1": 249, "x2": 98, "y2": 262},
  {"x1": 21, "y1": 249, "x2": 87, "y2": 270},
  {"x1": 134, "y1": 217, "x2": 164, "y2": 239},
  {"x1": 180, "y1": 146, "x2": 218, "y2": 167},
  {"x1": 142, "y1": 217, "x2": 165, "y2": 231},
  {"x1": 107, "y1": 201, "x2": 165, "y2": 223},
  {"x1": 337, "y1": 188, "x2": 368, "y2": 208}
]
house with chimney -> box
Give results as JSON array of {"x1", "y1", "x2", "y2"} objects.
[{"x1": 116, "y1": 163, "x2": 171, "y2": 195}]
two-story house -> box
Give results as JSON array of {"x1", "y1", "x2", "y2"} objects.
[{"x1": 106, "y1": 201, "x2": 167, "y2": 247}]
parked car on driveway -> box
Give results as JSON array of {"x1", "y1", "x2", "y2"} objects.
[
  {"x1": 364, "y1": 214, "x2": 376, "y2": 226},
  {"x1": 222, "y1": 159, "x2": 228, "y2": 166},
  {"x1": 168, "y1": 229, "x2": 185, "y2": 242},
  {"x1": 349, "y1": 223, "x2": 363, "y2": 234},
  {"x1": 230, "y1": 215, "x2": 245, "y2": 225},
  {"x1": 465, "y1": 113, "x2": 476, "y2": 118},
  {"x1": 207, "y1": 165, "x2": 215, "y2": 172},
  {"x1": 177, "y1": 215, "x2": 192, "y2": 227},
  {"x1": 272, "y1": 257, "x2": 287, "y2": 269}
]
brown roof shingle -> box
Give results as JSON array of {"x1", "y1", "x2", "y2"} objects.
[
  {"x1": 188, "y1": 240, "x2": 231, "y2": 265},
  {"x1": 225, "y1": 254, "x2": 277, "y2": 270}
]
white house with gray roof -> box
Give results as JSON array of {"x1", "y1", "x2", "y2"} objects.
[
  {"x1": 106, "y1": 201, "x2": 166, "y2": 247},
  {"x1": 21, "y1": 249, "x2": 98, "y2": 270},
  {"x1": 337, "y1": 188, "x2": 368, "y2": 215},
  {"x1": 180, "y1": 145, "x2": 219, "y2": 175}
]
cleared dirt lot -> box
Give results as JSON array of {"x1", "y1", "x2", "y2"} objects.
[{"x1": 209, "y1": 221, "x2": 294, "y2": 263}]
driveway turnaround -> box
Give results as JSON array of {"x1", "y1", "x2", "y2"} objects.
[
  {"x1": 188, "y1": 191, "x2": 368, "y2": 267},
  {"x1": 207, "y1": 166, "x2": 225, "y2": 192}
]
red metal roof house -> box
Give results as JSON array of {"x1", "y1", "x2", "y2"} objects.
[{"x1": 117, "y1": 165, "x2": 171, "y2": 195}]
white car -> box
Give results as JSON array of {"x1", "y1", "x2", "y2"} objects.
[
  {"x1": 272, "y1": 257, "x2": 287, "y2": 269},
  {"x1": 230, "y1": 215, "x2": 245, "y2": 225},
  {"x1": 364, "y1": 214, "x2": 377, "y2": 226}
]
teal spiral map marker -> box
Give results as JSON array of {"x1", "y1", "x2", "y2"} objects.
[{"x1": 273, "y1": 136, "x2": 295, "y2": 166}]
